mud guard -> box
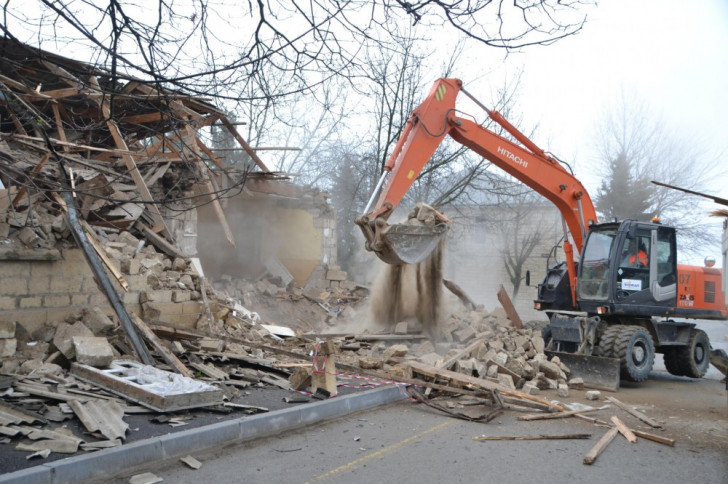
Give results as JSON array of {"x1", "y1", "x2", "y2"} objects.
[{"x1": 547, "y1": 350, "x2": 621, "y2": 392}]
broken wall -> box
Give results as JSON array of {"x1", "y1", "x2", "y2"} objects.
[{"x1": 196, "y1": 181, "x2": 338, "y2": 288}]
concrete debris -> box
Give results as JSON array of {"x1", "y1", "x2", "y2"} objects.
[
  {"x1": 180, "y1": 455, "x2": 202, "y2": 469},
  {"x1": 129, "y1": 472, "x2": 164, "y2": 484},
  {"x1": 585, "y1": 390, "x2": 601, "y2": 401},
  {"x1": 72, "y1": 336, "x2": 115, "y2": 368}
]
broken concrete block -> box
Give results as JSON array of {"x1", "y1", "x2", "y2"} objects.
[
  {"x1": 83, "y1": 307, "x2": 115, "y2": 335},
  {"x1": 523, "y1": 382, "x2": 540, "y2": 395},
  {"x1": 557, "y1": 383, "x2": 569, "y2": 398},
  {"x1": 199, "y1": 338, "x2": 224, "y2": 352},
  {"x1": 326, "y1": 269, "x2": 347, "y2": 281},
  {"x1": 383, "y1": 344, "x2": 409, "y2": 361},
  {"x1": 531, "y1": 335, "x2": 545, "y2": 353},
  {"x1": 0, "y1": 320, "x2": 16, "y2": 339},
  {"x1": 585, "y1": 390, "x2": 601, "y2": 401},
  {"x1": 387, "y1": 364, "x2": 412, "y2": 380},
  {"x1": 568, "y1": 377, "x2": 584, "y2": 390},
  {"x1": 289, "y1": 367, "x2": 312, "y2": 390},
  {"x1": 394, "y1": 321, "x2": 409, "y2": 335},
  {"x1": 497, "y1": 373, "x2": 516, "y2": 389},
  {"x1": 492, "y1": 351, "x2": 509, "y2": 366},
  {"x1": 538, "y1": 359, "x2": 562, "y2": 380},
  {"x1": 486, "y1": 364, "x2": 499, "y2": 378},
  {"x1": 19, "y1": 359, "x2": 62, "y2": 376},
  {"x1": 418, "y1": 352, "x2": 442, "y2": 367},
  {"x1": 53, "y1": 321, "x2": 94, "y2": 359},
  {"x1": 72, "y1": 336, "x2": 114, "y2": 367},
  {"x1": 172, "y1": 291, "x2": 191, "y2": 303},
  {"x1": 453, "y1": 326, "x2": 476, "y2": 343},
  {"x1": 0, "y1": 338, "x2": 17, "y2": 357},
  {"x1": 358, "y1": 357, "x2": 384, "y2": 370}
]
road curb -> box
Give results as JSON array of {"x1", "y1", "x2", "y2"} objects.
[{"x1": 0, "y1": 385, "x2": 407, "y2": 484}]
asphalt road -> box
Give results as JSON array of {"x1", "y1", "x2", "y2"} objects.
[{"x1": 108, "y1": 394, "x2": 727, "y2": 484}]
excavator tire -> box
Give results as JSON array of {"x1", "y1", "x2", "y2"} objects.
[
  {"x1": 594, "y1": 325, "x2": 622, "y2": 358},
  {"x1": 663, "y1": 348, "x2": 683, "y2": 376},
  {"x1": 666, "y1": 329, "x2": 710, "y2": 378},
  {"x1": 613, "y1": 326, "x2": 655, "y2": 382}
]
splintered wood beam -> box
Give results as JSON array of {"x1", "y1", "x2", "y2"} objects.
[
  {"x1": 574, "y1": 414, "x2": 675, "y2": 446},
  {"x1": 12, "y1": 152, "x2": 50, "y2": 208},
  {"x1": 51, "y1": 104, "x2": 70, "y2": 152},
  {"x1": 474, "y1": 434, "x2": 591, "y2": 442},
  {"x1": 605, "y1": 396, "x2": 663, "y2": 429},
  {"x1": 497, "y1": 285, "x2": 523, "y2": 329},
  {"x1": 610, "y1": 416, "x2": 638, "y2": 443},
  {"x1": 183, "y1": 126, "x2": 235, "y2": 247},
  {"x1": 87, "y1": 76, "x2": 173, "y2": 241},
  {"x1": 517, "y1": 408, "x2": 600, "y2": 421},
  {"x1": 195, "y1": 137, "x2": 228, "y2": 171},
  {"x1": 80, "y1": 221, "x2": 129, "y2": 291},
  {"x1": 219, "y1": 117, "x2": 270, "y2": 171},
  {"x1": 120, "y1": 112, "x2": 165, "y2": 124},
  {"x1": 583, "y1": 427, "x2": 619, "y2": 465}
]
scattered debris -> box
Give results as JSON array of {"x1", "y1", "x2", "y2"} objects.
[
  {"x1": 583, "y1": 427, "x2": 619, "y2": 465},
  {"x1": 129, "y1": 472, "x2": 164, "y2": 484},
  {"x1": 180, "y1": 455, "x2": 202, "y2": 470},
  {"x1": 474, "y1": 433, "x2": 592, "y2": 441}
]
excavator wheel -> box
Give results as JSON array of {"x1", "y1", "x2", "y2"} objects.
[
  {"x1": 665, "y1": 329, "x2": 710, "y2": 378},
  {"x1": 613, "y1": 326, "x2": 655, "y2": 382},
  {"x1": 593, "y1": 325, "x2": 622, "y2": 358}
]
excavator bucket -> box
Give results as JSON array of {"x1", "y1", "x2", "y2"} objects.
[
  {"x1": 376, "y1": 222, "x2": 449, "y2": 265},
  {"x1": 546, "y1": 351, "x2": 621, "y2": 392}
]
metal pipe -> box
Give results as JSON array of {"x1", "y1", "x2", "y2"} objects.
[{"x1": 363, "y1": 171, "x2": 389, "y2": 216}]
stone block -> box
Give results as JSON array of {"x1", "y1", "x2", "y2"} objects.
[
  {"x1": 172, "y1": 291, "x2": 191, "y2": 303},
  {"x1": 325, "y1": 269, "x2": 347, "y2": 281},
  {"x1": 358, "y1": 357, "x2": 384, "y2": 369},
  {"x1": 72, "y1": 336, "x2": 114, "y2": 367},
  {"x1": 585, "y1": 390, "x2": 601, "y2": 401},
  {"x1": 523, "y1": 382, "x2": 540, "y2": 395},
  {"x1": 383, "y1": 344, "x2": 409, "y2": 361},
  {"x1": 0, "y1": 320, "x2": 16, "y2": 339},
  {"x1": 53, "y1": 321, "x2": 94, "y2": 358},
  {"x1": 453, "y1": 326, "x2": 476, "y2": 343},
  {"x1": 568, "y1": 377, "x2": 584, "y2": 390},
  {"x1": 0, "y1": 277, "x2": 28, "y2": 296},
  {"x1": 557, "y1": 383, "x2": 569, "y2": 398},
  {"x1": 83, "y1": 307, "x2": 116, "y2": 335},
  {"x1": 50, "y1": 275, "x2": 83, "y2": 293},
  {"x1": 497, "y1": 373, "x2": 516, "y2": 389},
  {"x1": 393, "y1": 321, "x2": 409, "y2": 335},
  {"x1": 18, "y1": 296, "x2": 43, "y2": 309},
  {"x1": 538, "y1": 359, "x2": 562, "y2": 380},
  {"x1": 43, "y1": 295, "x2": 71, "y2": 308},
  {"x1": 0, "y1": 261, "x2": 30, "y2": 276},
  {"x1": 0, "y1": 338, "x2": 17, "y2": 357}
]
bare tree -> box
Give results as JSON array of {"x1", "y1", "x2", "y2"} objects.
[
  {"x1": 592, "y1": 91, "x2": 722, "y2": 255},
  {"x1": 2, "y1": 1, "x2": 594, "y2": 104}
]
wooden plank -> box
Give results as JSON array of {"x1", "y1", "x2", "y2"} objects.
[
  {"x1": 610, "y1": 416, "x2": 638, "y2": 443},
  {"x1": 406, "y1": 361, "x2": 563, "y2": 411},
  {"x1": 220, "y1": 117, "x2": 270, "y2": 171},
  {"x1": 574, "y1": 414, "x2": 675, "y2": 446},
  {"x1": 137, "y1": 222, "x2": 185, "y2": 259},
  {"x1": 497, "y1": 284, "x2": 523, "y2": 329},
  {"x1": 583, "y1": 427, "x2": 619, "y2": 465},
  {"x1": 605, "y1": 396, "x2": 663, "y2": 429},
  {"x1": 87, "y1": 76, "x2": 172, "y2": 241},
  {"x1": 474, "y1": 434, "x2": 591, "y2": 441},
  {"x1": 436, "y1": 338, "x2": 485, "y2": 371},
  {"x1": 129, "y1": 314, "x2": 195, "y2": 378},
  {"x1": 518, "y1": 408, "x2": 600, "y2": 421},
  {"x1": 80, "y1": 221, "x2": 129, "y2": 291},
  {"x1": 51, "y1": 104, "x2": 70, "y2": 152}
]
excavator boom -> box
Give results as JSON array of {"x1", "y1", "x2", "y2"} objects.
[{"x1": 357, "y1": 78, "x2": 598, "y2": 305}]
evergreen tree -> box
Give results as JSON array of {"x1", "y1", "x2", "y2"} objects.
[{"x1": 594, "y1": 151, "x2": 654, "y2": 221}]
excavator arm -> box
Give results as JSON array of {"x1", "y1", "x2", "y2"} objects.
[{"x1": 356, "y1": 78, "x2": 598, "y2": 306}]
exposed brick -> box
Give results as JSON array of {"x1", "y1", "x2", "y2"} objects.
[
  {"x1": 43, "y1": 295, "x2": 71, "y2": 308},
  {"x1": 0, "y1": 277, "x2": 28, "y2": 295},
  {"x1": 0, "y1": 296, "x2": 17, "y2": 311},
  {"x1": 125, "y1": 275, "x2": 148, "y2": 292},
  {"x1": 82, "y1": 277, "x2": 102, "y2": 293},
  {"x1": 0, "y1": 261, "x2": 30, "y2": 276},
  {"x1": 29, "y1": 262, "x2": 61, "y2": 277},
  {"x1": 121, "y1": 292, "x2": 140, "y2": 305},
  {"x1": 180, "y1": 301, "x2": 203, "y2": 314},
  {"x1": 18, "y1": 296, "x2": 43, "y2": 309},
  {"x1": 71, "y1": 294, "x2": 90, "y2": 306},
  {"x1": 89, "y1": 294, "x2": 110, "y2": 307},
  {"x1": 0, "y1": 310, "x2": 48, "y2": 331},
  {"x1": 326, "y1": 270, "x2": 347, "y2": 281},
  {"x1": 27, "y1": 275, "x2": 50, "y2": 293},
  {"x1": 61, "y1": 248, "x2": 87, "y2": 263},
  {"x1": 0, "y1": 321, "x2": 16, "y2": 338},
  {"x1": 50, "y1": 275, "x2": 84, "y2": 293},
  {"x1": 172, "y1": 291, "x2": 191, "y2": 303},
  {"x1": 0, "y1": 338, "x2": 17, "y2": 357}
]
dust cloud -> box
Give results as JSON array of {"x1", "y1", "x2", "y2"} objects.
[{"x1": 369, "y1": 239, "x2": 445, "y2": 337}]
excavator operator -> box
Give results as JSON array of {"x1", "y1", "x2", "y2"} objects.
[{"x1": 622, "y1": 239, "x2": 648, "y2": 267}]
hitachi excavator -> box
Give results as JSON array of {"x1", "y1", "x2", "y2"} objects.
[{"x1": 356, "y1": 78, "x2": 727, "y2": 389}]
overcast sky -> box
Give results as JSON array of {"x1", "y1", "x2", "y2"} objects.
[{"x1": 506, "y1": 0, "x2": 728, "y2": 193}]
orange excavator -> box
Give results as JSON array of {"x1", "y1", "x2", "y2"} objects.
[{"x1": 356, "y1": 78, "x2": 727, "y2": 389}]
